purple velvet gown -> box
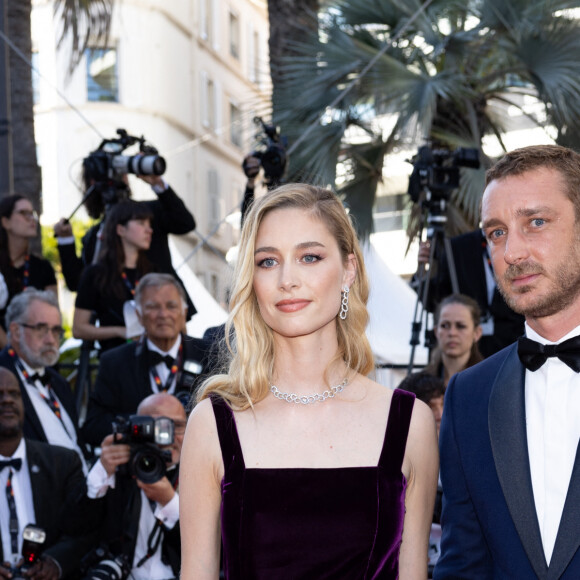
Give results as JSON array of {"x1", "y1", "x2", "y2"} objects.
[{"x1": 211, "y1": 388, "x2": 415, "y2": 579}]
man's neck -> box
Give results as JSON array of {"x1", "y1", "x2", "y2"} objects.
[
  {"x1": 526, "y1": 303, "x2": 580, "y2": 342},
  {"x1": 0, "y1": 435, "x2": 22, "y2": 458},
  {"x1": 148, "y1": 334, "x2": 180, "y2": 353}
]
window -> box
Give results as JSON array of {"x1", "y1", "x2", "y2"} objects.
[
  {"x1": 201, "y1": 72, "x2": 216, "y2": 129},
  {"x1": 31, "y1": 51, "x2": 40, "y2": 104},
  {"x1": 252, "y1": 30, "x2": 260, "y2": 84},
  {"x1": 201, "y1": 0, "x2": 213, "y2": 44},
  {"x1": 208, "y1": 168, "x2": 223, "y2": 229},
  {"x1": 229, "y1": 12, "x2": 240, "y2": 59},
  {"x1": 230, "y1": 102, "x2": 242, "y2": 147},
  {"x1": 86, "y1": 47, "x2": 118, "y2": 102}
]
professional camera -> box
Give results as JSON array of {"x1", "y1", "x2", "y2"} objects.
[
  {"x1": 407, "y1": 145, "x2": 480, "y2": 205},
  {"x1": 112, "y1": 415, "x2": 174, "y2": 484},
  {"x1": 245, "y1": 117, "x2": 288, "y2": 186},
  {"x1": 83, "y1": 128, "x2": 166, "y2": 207},
  {"x1": 81, "y1": 547, "x2": 131, "y2": 580},
  {"x1": 8, "y1": 525, "x2": 46, "y2": 580}
]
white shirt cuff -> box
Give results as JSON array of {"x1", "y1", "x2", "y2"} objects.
[
  {"x1": 86, "y1": 459, "x2": 116, "y2": 498},
  {"x1": 57, "y1": 236, "x2": 75, "y2": 245},
  {"x1": 154, "y1": 492, "x2": 179, "y2": 529},
  {"x1": 152, "y1": 178, "x2": 169, "y2": 194}
]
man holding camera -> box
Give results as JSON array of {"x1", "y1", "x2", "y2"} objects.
[
  {"x1": 82, "y1": 392, "x2": 186, "y2": 580},
  {"x1": 82, "y1": 273, "x2": 210, "y2": 447},
  {"x1": 0, "y1": 367, "x2": 90, "y2": 580}
]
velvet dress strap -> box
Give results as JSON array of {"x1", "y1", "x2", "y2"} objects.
[
  {"x1": 379, "y1": 389, "x2": 416, "y2": 473},
  {"x1": 210, "y1": 395, "x2": 245, "y2": 478}
]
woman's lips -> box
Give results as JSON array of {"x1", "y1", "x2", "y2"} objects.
[{"x1": 276, "y1": 299, "x2": 310, "y2": 313}]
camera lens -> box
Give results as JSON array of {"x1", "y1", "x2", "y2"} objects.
[{"x1": 130, "y1": 447, "x2": 167, "y2": 484}]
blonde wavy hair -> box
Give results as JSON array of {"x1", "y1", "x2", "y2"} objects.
[{"x1": 198, "y1": 183, "x2": 374, "y2": 410}]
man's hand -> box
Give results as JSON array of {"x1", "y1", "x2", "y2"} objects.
[
  {"x1": 0, "y1": 562, "x2": 14, "y2": 579},
  {"x1": 417, "y1": 240, "x2": 431, "y2": 265},
  {"x1": 137, "y1": 476, "x2": 175, "y2": 507},
  {"x1": 99, "y1": 434, "x2": 130, "y2": 477},
  {"x1": 53, "y1": 218, "x2": 73, "y2": 238},
  {"x1": 242, "y1": 155, "x2": 261, "y2": 185},
  {"x1": 137, "y1": 174, "x2": 165, "y2": 189},
  {"x1": 22, "y1": 556, "x2": 60, "y2": 580}
]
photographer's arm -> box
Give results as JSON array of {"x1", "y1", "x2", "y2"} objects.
[{"x1": 72, "y1": 307, "x2": 126, "y2": 342}]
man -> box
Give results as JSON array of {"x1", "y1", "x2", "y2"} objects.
[
  {"x1": 54, "y1": 174, "x2": 197, "y2": 317},
  {"x1": 81, "y1": 393, "x2": 185, "y2": 580},
  {"x1": 435, "y1": 144, "x2": 580, "y2": 579},
  {"x1": 0, "y1": 289, "x2": 86, "y2": 472},
  {"x1": 0, "y1": 367, "x2": 90, "y2": 579},
  {"x1": 82, "y1": 273, "x2": 210, "y2": 447}
]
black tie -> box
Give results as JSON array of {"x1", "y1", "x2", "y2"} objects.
[
  {"x1": 149, "y1": 352, "x2": 175, "y2": 369},
  {"x1": 0, "y1": 458, "x2": 22, "y2": 471},
  {"x1": 517, "y1": 335, "x2": 580, "y2": 372},
  {"x1": 29, "y1": 373, "x2": 50, "y2": 386}
]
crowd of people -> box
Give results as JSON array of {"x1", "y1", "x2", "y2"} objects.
[{"x1": 1, "y1": 142, "x2": 579, "y2": 580}]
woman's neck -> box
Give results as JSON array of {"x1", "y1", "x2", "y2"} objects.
[
  {"x1": 9, "y1": 236, "x2": 30, "y2": 267},
  {"x1": 441, "y1": 352, "x2": 471, "y2": 384},
  {"x1": 123, "y1": 245, "x2": 139, "y2": 269}
]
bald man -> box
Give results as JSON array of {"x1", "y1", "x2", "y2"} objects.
[{"x1": 81, "y1": 393, "x2": 186, "y2": 580}]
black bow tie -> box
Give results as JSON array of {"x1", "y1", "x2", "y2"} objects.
[
  {"x1": 0, "y1": 458, "x2": 22, "y2": 471},
  {"x1": 29, "y1": 373, "x2": 49, "y2": 386},
  {"x1": 517, "y1": 335, "x2": 580, "y2": 372},
  {"x1": 149, "y1": 352, "x2": 175, "y2": 370}
]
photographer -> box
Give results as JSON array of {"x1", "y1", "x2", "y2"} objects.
[
  {"x1": 53, "y1": 132, "x2": 197, "y2": 319},
  {"x1": 81, "y1": 393, "x2": 185, "y2": 580},
  {"x1": 0, "y1": 367, "x2": 91, "y2": 580}
]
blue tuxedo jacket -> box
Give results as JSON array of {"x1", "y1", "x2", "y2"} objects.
[{"x1": 434, "y1": 344, "x2": 580, "y2": 579}]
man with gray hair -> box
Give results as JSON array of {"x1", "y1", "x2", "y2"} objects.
[
  {"x1": 0, "y1": 288, "x2": 87, "y2": 471},
  {"x1": 83, "y1": 273, "x2": 210, "y2": 446}
]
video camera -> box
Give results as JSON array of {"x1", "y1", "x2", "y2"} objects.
[
  {"x1": 83, "y1": 129, "x2": 166, "y2": 208},
  {"x1": 112, "y1": 415, "x2": 174, "y2": 484},
  {"x1": 407, "y1": 145, "x2": 480, "y2": 208},
  {"x1": 245, "y1": 117, "x2": 288, "y2": 186},
  {"x1": 8, "y1": 525, "x2": 46, "y2": 580}
]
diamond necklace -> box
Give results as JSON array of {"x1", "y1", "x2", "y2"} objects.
[{"x1": 269, "y1": 378, "x2": 349, "y2": 405}]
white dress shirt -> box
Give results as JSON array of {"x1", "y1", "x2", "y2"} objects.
[
  {"x1": 0, "y1": 440, "x2": 35, "y2": 565},
  {"x1": 147, "y1": 335, "x2": 181, "y2": 394},
  {"x1": 524, "y1": 322, "x2": 580, "y2": 564},
  {"x1": 17, "y1": 359, "x2": 87, "y2": 474},
  {"x1": 86, "y1": 459, "x2": 179, "y2": 580}
]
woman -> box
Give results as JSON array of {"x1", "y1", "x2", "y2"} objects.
[
  {"x1": 73, "y1": 200, "x2": 153, "y2": 352},
  {"x1": 0, "y1": 194, "x2": 57, "y2": 345},
  {"x1": 425, "y1": 293, "x2": 483, "y2": 386},
  {"x1": 180, "y1": 184, "x2": 438, "y2": 579}
]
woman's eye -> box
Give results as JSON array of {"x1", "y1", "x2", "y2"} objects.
[
  {"x1": 302, "y1": 254, "x2": 322, "y2": 264},
  {"x1": 257, "y1": 257, "x2": 277, "y2": 268}
]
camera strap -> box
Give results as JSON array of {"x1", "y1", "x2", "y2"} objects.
[
  {"x1": 5, "y1": 468, "x2": 19, "y2": 557},
  {"x1": 135, "y1": 517, "x2": 164, "y2": 568},
  {"x1": 149, "y1": 344, "x2": 183, "y2": 392}
]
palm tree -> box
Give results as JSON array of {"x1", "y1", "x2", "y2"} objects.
[
  {"x1": 4, "y1": 0, "x2": 112, "y2": 212},
  {"x1": 273, "y1": 0, "x2": 580, "y2": 239}
]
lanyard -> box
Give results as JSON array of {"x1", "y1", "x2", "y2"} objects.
[
  {"x1": 121, "y1": 269, "x2": 139, "y2": 297},
  {"x1": 149, "y1": 344, "x2": 183, "y2": 392}
]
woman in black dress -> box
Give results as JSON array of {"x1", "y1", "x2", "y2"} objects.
[
  {"x1": 73, "y1": 200, "x2": 153, "y2": 352},
  {"x1": 0, "y1": 194, "x2": 57, "y2": 346}
]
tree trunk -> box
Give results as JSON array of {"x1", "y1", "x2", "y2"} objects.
[
  {"x1": 6, "y1": 0, "x2": 41, "y2": 214},
  {"x1": 268, "y1": 0, "x2": 319, "y2": 120}
]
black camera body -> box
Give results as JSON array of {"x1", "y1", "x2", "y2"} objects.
[
  {"x1": 112, "y1": 415, "x2": 174, "y2": 484},
  {"x1": 407, "y1": 145, "x2": 480, "y2": 206},
  {"x1": 83, "y1": 129, "x2": 166, "y2": 209},
  {"x1": 81, "y1": 546, "x2": 131, "y2": 580},
  {"x1": 247, "y1": 117, "x2": 288, "y2": 186}
]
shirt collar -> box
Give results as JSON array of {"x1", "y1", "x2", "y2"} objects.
[
  {"x1": 146, "y1": 334, "x2": 181, "y2": 358},
  {"x1": 525, "y1": 322, "x2": 580, "y2": 345}
]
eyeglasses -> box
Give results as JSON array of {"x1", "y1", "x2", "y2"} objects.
[
  {"x1": 173, "y1": 420, "x2": 187, "y2": 435},
  {"x1": 20, "y1": 323, "x2": 65, "y2": 340},
  {"x1": 14, "y1": 209, "x2": 38, "y2": 221}
]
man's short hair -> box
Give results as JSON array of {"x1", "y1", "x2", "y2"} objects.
[
  {"x1": 397, "y1": 372, "x2": 446, "y2": 405},
  {"x1": 134, "y1": 273, "x2": 187, "y2": 312},
  {"x1": 6, "y1": 289, "x2": 61, "y2": 342},
  {"x1": 485, "y1": 144, "x2": 580, "y2": 221}
]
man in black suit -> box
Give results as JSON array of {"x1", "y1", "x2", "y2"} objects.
[
  {"x1": 83, "y1": 273, "x2": 210, "y2": 447},
  {"x1": 0, "y1": 367, "x2": 90, "y2": 579},
  {"x1": 417, "y1": 228, "x2": 525, "y2": 357},
  {"x1": 54, "y1": 174, "x2": 198, "y2": 318},
  {"x1": 0, "y1": 289, "x2": 87, "y2": 472},
  {"x1": 435, "y1": 145, "x2": 580, "y2": 578},
  {"x1": 82, "y1": 392, "x2": 185, "y2": 580}
]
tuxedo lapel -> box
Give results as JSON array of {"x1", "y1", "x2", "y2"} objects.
[
  {"x1": 26, "y1": 441, "x2": 53, "y2": 528},
  {"x1": 546, "y1": 442, "x2": 580, "y2": 580},
  {"x1": 488, "y1": 346, "x2": 548, "y2": 579},
  {"x1": 136, "y1": 343, "x2": 153, "y2": 400}
]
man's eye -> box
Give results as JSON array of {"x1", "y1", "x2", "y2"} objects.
[{"x1": 531, "y1": 218, "x2": 545, "y2": 227}]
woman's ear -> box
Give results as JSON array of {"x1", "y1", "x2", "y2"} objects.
[
  {"x1": 343, "y1": 253, "x2": 357, "y2": 288},
  {"x1": 474, "y1": 324, "x2": 483, "y2": 343},
  {"x1": 116, "y1": 223, "x2": 126, "y2": 238}
]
